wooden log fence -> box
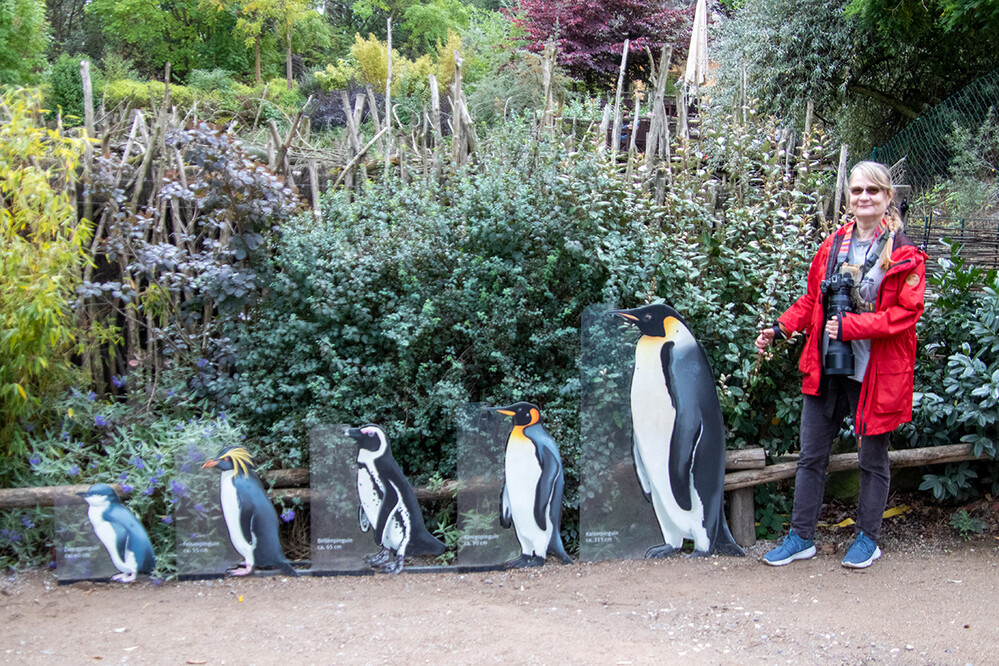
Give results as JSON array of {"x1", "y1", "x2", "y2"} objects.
[{"x1": 2, "y1": 444, "x2": 986, "y2": 551}]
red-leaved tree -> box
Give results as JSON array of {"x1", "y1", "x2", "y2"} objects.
[{"x1": 510, "y1": 0, "x2": 693, "y2": 88}]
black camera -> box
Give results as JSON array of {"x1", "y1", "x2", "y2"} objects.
[{"x1": 820, "y1": 271, "x2": 855, "y2": 375}]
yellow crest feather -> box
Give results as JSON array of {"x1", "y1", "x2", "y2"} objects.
[{"x1": 223, "y1": 447, "x2": 255, "y2": 477}]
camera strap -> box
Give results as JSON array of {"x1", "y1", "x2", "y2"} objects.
[{"x1": 829, "y1": 220, "x2": 890, "y2": 279}]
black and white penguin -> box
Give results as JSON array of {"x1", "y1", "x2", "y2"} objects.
[
  {"x1": 346, "y1": 425, "x2": 445, "y2": 574},
  {"x1": 610, "y1": 304, "x2": 744, "y2": 557},
  {"x1": 492, "y1": 402, "x2": 573, "y2": 569},
  {"x1": 78, "y1": 483, "x2": 155, "y2": 583},
  {"x1": 201, "y1": 447, "x2": 298, "y2": 576}
]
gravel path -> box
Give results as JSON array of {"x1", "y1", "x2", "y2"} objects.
[{"x1": 2, "y1": 533, "x2": 996, "y2": 664}]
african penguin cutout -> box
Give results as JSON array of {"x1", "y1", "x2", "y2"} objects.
[
  {"x1": 201, "y1": 446, "x2": 298, "y2": 576},
  {"x1": 609, "y1": 304, "x2": 744, "y2": 557},
  {"x1": 491, "y1": 402, "x2": 573, "y2": 568},
  {"x1": 346, "y1": 425, "x2": 445, "y2": 574},
  {"x1": 78, "y1": 483, "x2": 156, "y2": 583}
]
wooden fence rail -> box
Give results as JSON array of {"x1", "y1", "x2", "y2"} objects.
[{"x1": 0, "y1": 444, "x2": 984, "y2": 551}]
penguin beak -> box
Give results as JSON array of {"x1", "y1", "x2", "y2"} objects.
[
  {"x1": 344, "y1": 427, "x2": 363, "y2": 440},
  {"x1": 201, "y1": 459, "x2": 219, "y2": 469},
  {"x1": 608, "y1": 309, "x2": 639, "y2": 323},
  {"x1": 490, "y1": 406, "x2": 517, "y2": 416}
]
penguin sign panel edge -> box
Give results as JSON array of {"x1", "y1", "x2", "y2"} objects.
[{"x1": 609, "y1": 304, "x2": 744, "y2": 558}]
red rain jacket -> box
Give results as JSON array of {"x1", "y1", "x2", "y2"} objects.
[{"x1": 777, "y1": 224, "x2": 927, "y2": 436}]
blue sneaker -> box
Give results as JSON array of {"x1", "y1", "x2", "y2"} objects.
[
  {"x1": 763, "y1": 529, "x2": 816, "y2": 566},
  {"x1": 842, "y1": 531, "x2": 881, "y2": 569}
]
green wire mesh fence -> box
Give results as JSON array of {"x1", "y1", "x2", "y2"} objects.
[{"x1": 874, "y1": 69, "x2": 999, "y2": 191}]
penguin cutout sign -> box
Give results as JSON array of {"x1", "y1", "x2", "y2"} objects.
[
  {"x1": 201, "y1": 446, "x2": 299, "y2": 577},
  {"x1": 346, "y1": 425, "x2": 445, "y2": 574},
  {"x1": 603, "y1": 303, "x2": 744, "y2": 558},
  {"x1": 71, "y1": 484, "x2": 155, "y2": 583},
  {"x1": 490, "y1": 403, "x2": 573, "y2": 569}
]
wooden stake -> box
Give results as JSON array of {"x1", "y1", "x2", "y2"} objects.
[{"x1": 611, "y1": 39, "x2": 630, "y2": 160}]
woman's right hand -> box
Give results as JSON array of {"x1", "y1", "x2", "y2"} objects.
[{"x1": 755, "y1": 327, "x2": 776, "y2": 353}]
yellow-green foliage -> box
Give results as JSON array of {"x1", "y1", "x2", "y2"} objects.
[
  {"x1": 315, "y1": 58, "x2": 358, "y2": 91},
  {"x1": 104, "y1": 79, "x2": 195, "y2": 109},
  {"x1": 0, "y1": 89, "x2": 90, "y2": 462},
  {"x1": 434, "y1": 30, "x2": 463, "y2": 87},
  {"x1": 396, "y1": 54, "x2": 436, "y2": 101},
  {"x1": 351, "y1": 33, "x2": 402, "y2": 92}
]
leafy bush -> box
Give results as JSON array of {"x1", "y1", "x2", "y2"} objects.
[
  {"x1": 0, "y1": 90, "x2": 89, "y2": 482},
  {"x1": 47, "y1": 54, "x2": 104, "y2": 125},
  {"x1": 187, "y1": 68, "x2": 237, "y2": 93},
  {"x1": 905, "y1": 243, "x2": 999, "y2": 501}
]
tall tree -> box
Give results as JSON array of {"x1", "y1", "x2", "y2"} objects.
[
  {"x1": 510, "y1": 0, "x2": 692, "y2": 88},
  {"x1": 715, "y1": 0, "x2": 999, "y2": 151},
  {"x1": 0, "y1": 0, "x2": 49, "y2": 85}
]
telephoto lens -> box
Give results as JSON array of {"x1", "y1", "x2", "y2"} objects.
[{"x1": 821, "y1": 272, "x2": 855, "y2": 375}]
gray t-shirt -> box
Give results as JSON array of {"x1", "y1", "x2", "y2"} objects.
[{"x1": 822, "y1": 234, "x2": 886, "y2": 382}]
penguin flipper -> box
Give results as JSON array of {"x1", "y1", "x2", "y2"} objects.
[
  {"x1": 661, "y1": 341, "x2": 694, "y2": 511},
  {"x1": 112, "y1": 525, "x2": 130, "y2": 573},
  {"x1": 373, "y1": 481, "x2": 402, "y2": 545},
  {"x1": 533, "y1": 448, "x2": 560, "y2": 532},
  {"x1": 500, "y1": 483, "x2": 512, "y2": 529},
  {"x1": 631, "y1": 435, "x2": 652, "y2": 502}
]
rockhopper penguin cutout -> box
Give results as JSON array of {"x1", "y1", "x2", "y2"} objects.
[
  {"x1": 347, "y1": 425, "x2": 446, "y2": 573},
  {"x1": 609, "y1": 304, "x2": 744, "y2": 557},
  {"x1": 201, "y1": 446, "x2": 299, "y2": 576},
  {"x1": 491, "y1": 402, "x2": 573, "y2": 568},
  {"x1": 78, "y1": 483, "x2": 156, "y2": 582}
]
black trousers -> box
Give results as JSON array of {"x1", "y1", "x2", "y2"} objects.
[{"x1": 790, "y1": 377, "x2": 891, "y2": 542}]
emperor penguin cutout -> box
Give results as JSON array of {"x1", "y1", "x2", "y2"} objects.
[
  {"x1": 201, "y1": 446, "x2": 299, "y2": 576},
  {"x1": 78, "y1": 483, "x2": 155, "y2": 582},
  {"x1": 609, "y1": 304, "x2": 744, "y2": 557},
  {"x1": 346, "y1": 425, "x2": 445, "y2": 573},
  {"x1": 491, "y1": 402, "x2": 573, "y2": 568}
]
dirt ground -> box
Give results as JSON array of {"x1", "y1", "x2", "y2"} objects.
[{"x1": 2, "y1": 515, "x2": 998, "y2": 666}]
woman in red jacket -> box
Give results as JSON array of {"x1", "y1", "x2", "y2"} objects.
[{"x1": 755, "y1": 161, "x2": 926, "y2": 569}]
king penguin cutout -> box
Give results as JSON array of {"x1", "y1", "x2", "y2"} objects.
[
  {"x1": 347, "y1": 425, "x2": 445, "y2": 573},
  {"x1": 609, "y1": 304, "x2": 744, "y2": 557},
  {"x1": 201, "y1": 446, "x2": 298, "y2": 576},
  {"x1": 491, "y1": 402, "x2": 573, "y2": 568},
  {"x1": 78, "y1": 483, "x2": 156, "y2": 582}
]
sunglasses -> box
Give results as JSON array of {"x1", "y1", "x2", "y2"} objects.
[{"x1": 849, "y1": 185, "x2": 883, "y2": 196}]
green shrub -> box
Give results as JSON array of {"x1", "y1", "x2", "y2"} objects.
[
  {"x1": 103, "y1": 79, "x2": 151, "y2": 108},
  {"x1": 187, "y1": 68, "x2": 237, "y2": 93},
  {"x1": 47, "y1": 54, "x2": 104, "y2": 125}
]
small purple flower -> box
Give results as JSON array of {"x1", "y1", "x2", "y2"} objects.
[
  {"x1": 142, "y1": 486, "x2": 155, "y2": 496},
  {"x1": 120, "y1": 483, "x2": 133, "y2": 494},
  {"x1": 23, "y1": 423, "x2": 34, "y2": 432},
  {"x1": 94, "y1": 414, "x2": 108, "y2": 427},
  {"x1": 20, "y1": 516, "x2": 35, "y2": 529},
  {"x1": 61, "y1": 431, "x2": 70, "y2": 441},
  {"x1": 87, "y1": 391, "x2": 96, "y2": 402},
  {"x1": 1, "y1": 529, "x2": 22, "y2": 543},
  {"x1": 130, "y1": 456, "x2": 145, "y2": 470},
  {"x1": 28, "y1": 455, "x2": 41, "y2": 467},
  {"x1": 280, "y1": 509, "x2": 295, "y2": 523},
  {"x1": 218, "y1": 411, "x2": 226, "y2": 421},
  {"x1": 111, "y1": 375, "x2": 126, "y2": 389},
  {"x1": 196, "y1": 358, "x2": 209, "y2": 369},
  {"x1": 193, "y1": 503, "x2": 207, "y2": 513},
  {"x1": 119, "y1": 472, "x2": 129, "y2": 482},
  {"x1": 90, "y1": 462, "x2": 99, "y2": 470},
  {"x1": 67, "y1": 465, "x2": 80, "y2": 476},
  {"x1": 166, "y1": 390, "x2": 176, "y2": 397},
  {"x1": 170, "y1": 479, "x2": 187, "y2": 497},
  {"x1": 161, "y1": 515, "x2": 173, "y2": 524}
]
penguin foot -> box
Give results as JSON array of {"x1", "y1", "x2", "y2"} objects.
[
  {"x1": 227, "y1": 564, "x2": 254, "y2": 576},
  {"x1": 505, "y1": 555, "x2": 545, "y2": 569},
  {"x1": 645, "y1": 544, "x2": 682, "y2": 559},
  {"x1": 110, "y1": 572, "x2": 137, "y2": 583},
  {"x1": 379, "y1": 555, "x2": 405, "y2": 575},
  {"x1": 366, "y1": 548, "x2": 392, "y2": 567}
]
